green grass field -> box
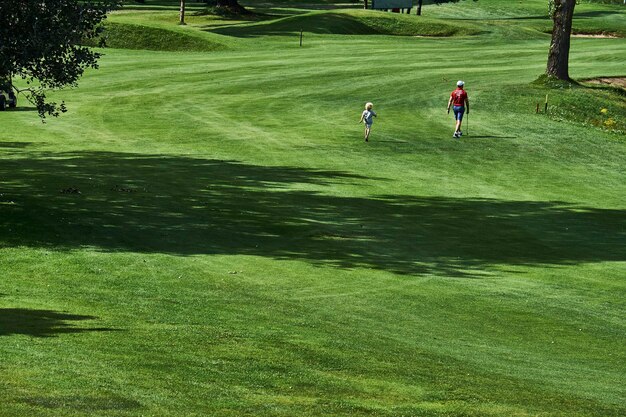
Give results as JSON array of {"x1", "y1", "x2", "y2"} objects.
[{"x1": 1, "y1": 0, "x2": 625, "y2": 415}]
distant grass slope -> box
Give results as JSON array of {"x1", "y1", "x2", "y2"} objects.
[
  {"x1": 84, "y1": 22, "x2": 226, "y2": 51},
  {"x1": 420, "y1": 0, "x2": 626, "y2": 36},
  {"x1": 211, "y1": 9, "x2": 482, "y2": 37}
]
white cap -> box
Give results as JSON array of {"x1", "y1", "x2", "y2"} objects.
[{"x1": 457, "y1": 80, "x2": 465, "y2": 87}]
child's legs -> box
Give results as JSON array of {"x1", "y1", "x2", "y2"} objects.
[{"x1": 364, "y1": 124, "x2": 371, "y2": 139}]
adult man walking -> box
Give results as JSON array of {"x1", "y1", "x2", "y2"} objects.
[{"x1": 447, "y1": 81, "x2": 470, "y2": 138}]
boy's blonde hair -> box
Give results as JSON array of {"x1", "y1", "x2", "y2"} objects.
[{"x1": 365, "y1": 102, "x2": 373, "y2": 110}]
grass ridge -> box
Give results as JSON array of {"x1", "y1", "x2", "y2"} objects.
[{"x1": 86, "y1": 21, "x2": 226, "y2": 51}]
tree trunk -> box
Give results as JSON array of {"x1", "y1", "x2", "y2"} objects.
[
  {"x1": 179, "y1": 0, "x2": 185, "y2": 25},
  {"x1": 216, "y1": 0, "x2": 248, "y2": 14},
  {"x1": 417, "y1": 0, "x2": 423, "y2": 15},
  {"x1": 364, "y1": 0, "x2": 368, "y2": 9},
  {"x1": 546, "y1": 0, "x2": 576, "y2": 80}
]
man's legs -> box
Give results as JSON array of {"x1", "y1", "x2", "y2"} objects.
[{"x1": 453, "y1": 106, "x2": 464, "y2": 137}]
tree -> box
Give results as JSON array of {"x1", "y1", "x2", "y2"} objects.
[
  {"x1": 180, "y1": 0, "x2": 186, "y2": 25},
  {"x1": 216, "y1": 0, "x2": 248, "y2": 14},
  {"x1": 546, "y1": 0, "x2": 576, "y2": 80},
  {"x1": 0, "y1": 0, "x2": 119, "y2": 118}
]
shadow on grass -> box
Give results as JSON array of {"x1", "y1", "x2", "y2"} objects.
[
  {"x1": 456, "y1": 9, "x2": 623, "y2": 22},
  {"x1": 0, "y1": 141, "x2": 36, "y2": 148},
  {"x1": 573, "y1": 10, "x2": 625, "y2": 19},
  {"x1": 463, "y1": 135, "x2": 516, "y2": 139},
  {"x1": 0, "y1": 151, "x2": 624, "y2": 276},
  {"x1": 19, "y1": 394, "x2": 141, "y2": 412},
  {"x1": 6, "y1": 106, "x2": 39, "y2": 113},
  {"x1": 0, "y1": 308, "x2": 115, "y2": 338}
]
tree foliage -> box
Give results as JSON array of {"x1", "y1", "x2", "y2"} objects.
[{"x1": 0, "y1": 0, "x2": 119, "y2": 118}]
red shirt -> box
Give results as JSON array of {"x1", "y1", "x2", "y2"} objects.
[{"x1": 450, "y1": 88, "x2": 468, "y2": 107}]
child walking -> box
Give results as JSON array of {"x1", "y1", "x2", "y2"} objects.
[{"x1": 359, "y1": 102, "x2": 377, "y2": 142}]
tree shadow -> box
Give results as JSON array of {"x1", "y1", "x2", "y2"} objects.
[
  {"x1": 0, "y1": 141, "x2": 36, "y2": 148},
  {"x1": 0, "y1": 308, "x2": 116, "y2": 338},
  {"x1": 450, "y1": 15, "x2": 548, "y2": 22},
  {"x1": 463, "y1": 135, "x2": 517, "y2": 139},
  {"x1": 6, "y1": 106, "x2": 39, "y2": 113},
  {"x1": 456, "y1": 9, "x2": 623, "y2": 22},
  {"x1": 573, "y1": 10, "x2": 625, "y2": 19},
  {"x1": 0, "y1": 151, "x2": 624, "y2": 276}
]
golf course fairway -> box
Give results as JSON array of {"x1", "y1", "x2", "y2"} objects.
[{"x1": 1, "y1": 0, "x2": 625, "y2": 416}]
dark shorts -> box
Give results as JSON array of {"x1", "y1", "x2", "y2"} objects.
[{"x1": 453, "y1": 105, "x2": 465, "y2": 121}]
